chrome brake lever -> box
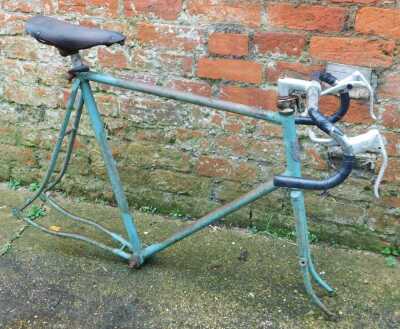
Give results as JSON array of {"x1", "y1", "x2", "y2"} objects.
[
  {"x1": 308, "y1": 129, "x2": 387, "y2": 198},
  {"x1": 348, "y1": 129, "x2": 387, "y2": 198},
  {"x1": 321, "y1": 71, "x2": 376, "y2": 120}
]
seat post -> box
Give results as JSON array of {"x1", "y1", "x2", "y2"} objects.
[{"x1": 68, "y1": 53, "x2": 89, "y2": 80}]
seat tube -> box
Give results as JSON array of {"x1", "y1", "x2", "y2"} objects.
[{"x1": 79, "y1": 79, "x2": 142, "y2": 254}]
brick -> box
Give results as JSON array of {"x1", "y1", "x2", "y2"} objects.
[
  {"x1": 254, "y1": 32, "x2": 306, "y2": 57},
  {"x1": 320, "y1": 95, "x2": 373, "y2": 124},
  {"x1": 266, "y1": 61, "x2": 324, "y2": 83},
  {"x1": 132, "y1": 49, "x2": 193, "y2": 76},
  {"x1": 98, "y1": 48, "x2": 128, "y2": 69},
  {"x1": 384, "y1": 159, "x2": 400, "y2": 184},
  {"x1": 310, "y1": 37, "x2": 395, "y2": 68},
  {"x1": 160, "y1": 54, "x2": 193, "y2": 76},
  {"x1": 59, "y1": 0, "x2": 86, "y2": 14},
  {"x1": 4, "y1": 81, "x2": 60, "y2": 108},
  {"x1": 224, "y1": 120, "x2": 242, "y2": 133},
  {"x1": 196, "y1": 156, "x2": 233, "y2": 178},
  {"x1": 197, "y1": 58, "x2": 262, "y2": 84},
  {"x1": 0, "y1": 37, "x2": 38, "y2": 60},
  {"x1": 3, "y1": 0, "x2": 40, "y2": 13},
  {"x1": 208, "y1": 33, "x2": 248, "y2": 57},
  {"x1": 128, "y1": 0, "x2": 182, "y2": 20},
  {"x1": 356, "y1": 7, "x2": 400, "y2": 40},
  {"x1": 0, "y1": 12, "x2": 27, "y2": 35},
  {"x1": 176, "y1": 128, "x2": 205, "y2": 141},
  {"x1": 166, "y1": 79, "x2": 212, "y2": 97},
  {"x1": 187, "y1": 0, "x2": 262, "y2": 28},
  {"x1": 196, "y1": 156, "x2": 256, "y2": 182},
  {"x1": 384, "y1": 132, "x2": 400, "y2": 157},
  {"x1": 268, "y1": 3, "x2": 347, "y2": 32},
  {"x1": 382, "y1": 104, "x2": 400, "y2": 129},
  {"x1": 305, "y1": 147, "x2": 329, "y2": 170},
  {"x1": 216, "y1": 135, "x2": 247, "y2": 157},
  {"x1": 330, "y1": 0, "x2": 390, "y2": 3},
  {"x1": 220, "y1": 86, "x2": 277, "y2": 111},
  {"x1": 86, "y1": 0, "x2": 119, "y2": 18},
  {"x1": 378, "y1": 71, "x2": 400, "y2": 99},
  {"x1": 382, "y1": 196, "x2": 400, "y2": 209},
  {"x1": 137, "y1": 22, "x2": 201, "y2": 51}
]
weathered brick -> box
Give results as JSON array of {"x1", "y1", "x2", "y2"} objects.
[
  {"x1": 196, "y1": 156, "x2": 233, "y2": 178},
  {"x1": 216, "y1": 135, "x2": 247, "y2": 157},
  {"x1": 254, "y1": 32, "x2": 306, "y2": 57},
  {"x1": 382, "y1": 104, "x2": 400, "y2": 129},
  {"x1": 268, "y1": 3, "x2": 347, "y2": 32},
  {"x1": 160, "y1": 53, "x2": 193, "y2": 76},
  {"x1": 310, "y1": 37, "x2": 395, "y2": 68},
  {"x1": 59, "y1": 0, "x2": 86, "y2": 14},
  {"x1": 126, "y1": 0, "x2": 182, "y2": 20},
  {"x1": 197, "y1": 58, "x2": 262, "y2": 84},
  {"x1": 384, "y1": 159, "x2": 400, "y2": 184},
  {"x1": 137, "y1": 22, "x2": 202, "y2": 51},
  {"x1": 220, "y1": 86, "x2": 277, "y2": 111},
  {"x1": 148, "y1": 169, "x2": 210, "y2": 196},
  {"x1": 224, "y1": 120, "x2": 243, "y2": 133},
  {"x1": 196, "y1": 156, "x2": 257, "y2": 182},
  {"x1": 356, "y1": 7, "x2": 400, "y2": 40},
  {"x1": 4, "y1": 81, "x2": 60, "y2": 108},
  {"x1": 166, "y1": 79, "x2": 212, "y2": 97},
  {"x1": 0, "y1": 37, "x2": 38, "y2": 60},
  {"x1": 208, "y1": 33, "x2": 248, "y2": 57},
  {"x1": 384, "y1": 132, "x2": 400, "y2": 157},
  {"x1": 3, "y1": 0, "x2": 43, "y2": 13},
  {"x1": 98, "y1": 48, "x2": 129, "y2": 69},
  {"x1": 331, "y1": 0, "x2": 391, "y2": 3},
  {"x1": 378, "y1": 71, "x2": 400, "y2": 99},
  {"x1": 266, "y1": 61, "x2": 324, "y2": 83},
  {"x1": 320, "y1": 95, "x2": 372, "y2": 124},
  {"x1": 187, "y1": 0, "x2": 262, "y2": 28},
  {"x1": 131, "y1": 48, "x2": 191, "y2": 75},
  {"x1": 175, "y1": 128, "x2": 205, "y2": 142},
  {"x1": 86, "y1": 0, "x2": 120, "y2": 18},
  {"x1": 0, "y1": 12, "x2": 25, "y2": 35}
]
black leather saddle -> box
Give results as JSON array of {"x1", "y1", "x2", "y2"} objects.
[{"x1": 26, "y1": 16, "x2": 126, "y2": 56}]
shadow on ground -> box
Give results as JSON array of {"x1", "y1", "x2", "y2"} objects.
[{"x1": 0, "y1": 185, "x2": 399, "y2": 329}]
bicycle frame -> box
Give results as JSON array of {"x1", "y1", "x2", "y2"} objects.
[{"x1": 13, "y1": 70, "x2": 336, "y2": 317}]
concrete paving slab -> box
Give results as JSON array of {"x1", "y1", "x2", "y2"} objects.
[{"x1": 0, "y1": 185, "x2": 399, "y2": 329}]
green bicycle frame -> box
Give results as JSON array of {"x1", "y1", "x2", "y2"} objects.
[{"x1": 13, "y1": 70, "x2": 336, "y2": 317}]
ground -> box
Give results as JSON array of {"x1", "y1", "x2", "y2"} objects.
[{"x1": 0, "y1": 185, "x2": 399, "y2": 329}]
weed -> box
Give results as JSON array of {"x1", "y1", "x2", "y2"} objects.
[
  {"x1": 169, "y1": 209, "x2": 185, "y2": 219},
  {"x1": 8, "y1": 178, "x2": 21, "y2": 190},
  {"x1": 382, "y1": 246, "x2": 400, "y2": 257},
  {"x1": 382, "y1": 246, "x2": 399, "y2": 267},
  {"x1": 27, "y1": 205, "x2": 46, "y2": 220},
  {"x1": 385, "y1": 256, "x2": 398, "y2": 268},
  {"x1": 28, "y1": 182, "x2": 41, "y2": 192},
  {"x1": 139, "y1": 205, "x2": 158, "y2": 214},
  {"x1": 249, "y1": 213, "x2": 319, "y2": 244}
]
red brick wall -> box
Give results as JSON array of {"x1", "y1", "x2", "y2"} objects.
[{"x1": 0, "y1": 1, "x2": 399, "y2": 250}]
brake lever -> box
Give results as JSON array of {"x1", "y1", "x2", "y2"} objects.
[
  {"x1": 321, "y1": 71, "x2": 376, "y2": 120},
  {"x1": 308, "y1": 129, "x2": 387, "y2": 198}
]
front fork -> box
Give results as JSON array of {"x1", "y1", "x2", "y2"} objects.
[{"x1": 280, "y1": 108, "x2": 336, "y2": 318}]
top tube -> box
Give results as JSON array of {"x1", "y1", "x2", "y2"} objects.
[{"x1": 77, "y1": 71, "x2": 283, "y2": 125}]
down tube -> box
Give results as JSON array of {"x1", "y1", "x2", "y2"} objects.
[{"x1": 141, "y1": 180, "x2": 278, "y2": 259}]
